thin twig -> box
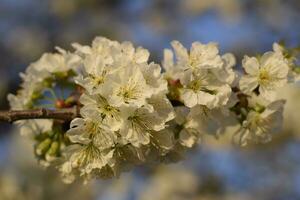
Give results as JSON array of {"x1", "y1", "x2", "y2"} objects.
[{"x1": 0, "y1": 107, "x2": 80, "y2": 123}]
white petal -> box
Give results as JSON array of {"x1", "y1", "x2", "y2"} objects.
[
  {"x1": 134, "y1": 47, "x2": 150, "y2": 63},
  {"x1": 179, "y1": 128, "x2": 199, "y2": 148},
  {"x1": 171, "y1": 40, "x2": 189, "y2": 63},
  {"x1": 180, "y1": 89, "x2": 198, "y2": 108},
  {"x1": 242, "y1": 56, "x2": 259, "y2": 75},
  {"x1": 162, "y1": 49, "x2": 174, "y2": 71},
  {"x1": 239, "y1": 76, "x2": 258, "y2": 94},
  {"x1": 259, "y1": 86, "x2": 277, "y2": 101}
]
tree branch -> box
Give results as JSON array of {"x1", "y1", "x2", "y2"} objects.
[{"x1": 0, "y1": 107, "x2": 80, "y2": 123}]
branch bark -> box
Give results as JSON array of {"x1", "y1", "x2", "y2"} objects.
[{"x1": 0, "y1": 107, "x2": 80, "y2": 123}]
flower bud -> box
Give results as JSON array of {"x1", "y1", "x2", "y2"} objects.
[
  {"x1": 65, "y1": 96, "x2": 76, "y2": 107},
  {"x1": 168, "y1": 79, "x2": 181, "y2": 87},
  {"x1": 42, "y1": 78, "x2": 53, "y2": 88},
  {"x1": 45, "y1": 141, "x2": 60, "y2": 161},
  {"x1": 55, "y1": 99, "x2": 66, "y2": 108},
  {"x1": 36, "y1": 138, "x2": 52, "y2": 156}
]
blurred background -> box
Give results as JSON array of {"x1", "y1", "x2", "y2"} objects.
[{"x1": 1, "y1": 0, "x2": 300, "y2": 199}]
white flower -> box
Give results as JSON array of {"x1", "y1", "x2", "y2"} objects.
[
  {"x1": 236, "y1": 99, "x2": 285, "y2": 146},
  {"x1": 79, "y1": 94, "x2": 123, "y2": 131},
  {"x1": 117, "y1": 41, "x2": 150, "y2": 65},
  {"x1": 101, "y1": 65, "x2": 152, "y2": 107},
  {"x1": 149, "y1": 129, "x2": 175, "y2": 155},
  {"x1": 273, "y1": 42, "x2": 300, "y2": 82},
  {"x1": 239, "y1": 52, "x2": 289, "y2": 100},
  {"x1": 120, "y1": 106, "x2": 166, "y2": 147},
  {"x1": 170, "y1": 40, "x2": 223, "y2": 71},
  {"x1": 179, "y1": 70, "x2": 231, "y2": 108},
  {"x1": 75, "y1": 37, "x2": 149, "y2": 66},
  {"x1": 162, "y1": 49, "x2": 181, "y2": 80},
  {"x1": 20, "y1": 67, "x2": 49, "y2": 88},
  {"x1": 172, "y1": 105, "x2": 232, "y2": 148},
  {"x1": 172, "y1": 107, "x2": 201, "y2": 148},
  {"x1": 67, "y1": 145, "x2": 98, "y2": 170},
  {"x1": 211, "y1": 53, "x2": 237, "y2": 85},
  {"x1": 179, "y1": 127, "x2": 200, "y2": 148},
  {"x1": 188, "y1": 105, "x2": 230, "y2": 137},
  {"x1": 61, "y1": 116, "x2": 118, "y2": 182},
  {"x1": 273, "y1": 42, "x2": 285, "y2": 54},
  {"x1": 7, "y1": 92, "x2": 31, "y2": 110},
  {"x1": 147, "y1": 94, "x2": 175, "y2": 123},
  {"x1": 17, "y1": 66, "x2": 50, "y2": 102},
  {"x1": 8, "y1": 90, "x2": 53, "y2": 138},
  {"x1": 74, "y1": 43, "x2": 116, "y2": 94},
  {"x1": 67, "y1": 118, "x2": 117, "y2": 150},
  {"x1": 60, "y1": 144, "x2": 114, "y2": 179},
  {"x1": 163, "y1": 41, "x2": 234, "y2": 109},
  {"x1": 30, "y1": 49, "x2": 80, "y2": 74},
  {"x1": 16, "y1": 120, "x2": 53, "y2": 137},
  {"x1": 139, "y1": 62, "x2": 168, "y2": 95},
  {"x1": 73, "y1": 36, "x2": 118, "y2": 56},
  {"x1": 73, "y1": 37, "x2": 149, "y2": 74}
]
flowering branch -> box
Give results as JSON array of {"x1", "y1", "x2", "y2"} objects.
[
  {"x1": 6, "y1": 36, "x2": 299, "y2": 183},
  {"x1": 0, "y1": 107, "x2": 80, "y2": 123}
]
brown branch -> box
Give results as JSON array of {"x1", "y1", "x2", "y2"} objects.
[{"x1": 0, "y1": 107, "x2": 80, "y2": 123}]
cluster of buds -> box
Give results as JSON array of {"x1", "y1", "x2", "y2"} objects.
[{"x1": 35, "y1": 125, "x2": 66, "y2": 166}]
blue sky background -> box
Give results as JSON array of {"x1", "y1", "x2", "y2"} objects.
[{"x1": 0, "y1": 0, "x2": 300, "y2": 199}]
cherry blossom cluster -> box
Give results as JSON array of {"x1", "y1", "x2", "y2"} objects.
[
  {"x1": 59, "y1": 37, "x2": 175, "y2": 183},
  {"x1": 8, "y1": 37, "x2": 299, "y2": 183},
  {"x1": 8, "y1": 47, "x2": 81, "y2": 166}
]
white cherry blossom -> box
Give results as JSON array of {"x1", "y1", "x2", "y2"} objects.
[
  {"x1": 170, "y1": 40, "x2": 223, "y2": 71},
  {"x1": 239, "y1": 52, "x2": 289, "y2": 100},
  {"x1": 79, "y1": 94, "x2": 123, "y2": 131},
  {"x1": 119, "y1": 106, "x2": 166, "y2": 147},
  {"x1": 101, "y1": 65, "x2": 152, "y2": 107},
  {"x1": 236, "y1": 98, "x2": 285, "y2": 146},
  {"x1": 179, "y1": 69, "x2": 231, "y2": 108}
]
